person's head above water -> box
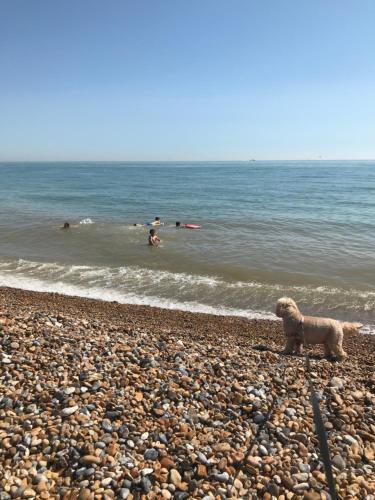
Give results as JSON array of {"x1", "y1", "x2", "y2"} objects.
[
  {"x1": 155, "y1": 217, "x2": 160, "y2": 221},
  {"x1": 63, "y1": 222, "x2": 70, "y2": 229},
  {"x1": 176, "y1": 221, "x2": 181, "y2": 227},
  {"x1": 150, "y1": 229, "x2": 156, "y2": 235}
]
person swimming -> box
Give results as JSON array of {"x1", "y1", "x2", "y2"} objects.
[
  {"x1": 61, "y1": 221, "x2": 80, "y2": 229},
  {"x1": 148, "y1": 229, "x2": 161, "y2": 246},
  {"x1": 151, "y1": 216, "x2": 164, "y2": 226}
]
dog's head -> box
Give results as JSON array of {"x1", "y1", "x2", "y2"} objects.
[{"x1": 276, "y1": 297, "x2": 299, "y2": 318}]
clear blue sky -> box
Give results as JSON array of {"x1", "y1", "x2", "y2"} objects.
[{"x1": 1, "y1": 0, "x2": 374, "y2": 160}]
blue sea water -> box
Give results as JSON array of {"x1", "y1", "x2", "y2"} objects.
[{"x1": 0, "y1": 161, "x2": 374, "y2": 328}]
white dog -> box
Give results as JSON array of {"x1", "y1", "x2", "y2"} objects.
[{"x1": 276, "y1": 297, "x2": 363, "y2": 360}]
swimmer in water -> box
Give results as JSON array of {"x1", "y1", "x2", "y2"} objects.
[
  {"x1": 152, "y1": 216, "x2": 164, "y2": 226},
  {"x1": 61, "y1": 222, "x2": 79, "y2": 229},
  {"x1": 148, "y1": 229, "x2": 161, "y2": 246}
]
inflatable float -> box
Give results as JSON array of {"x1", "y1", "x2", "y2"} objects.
[
  {"x1": 184, "y1": 224, "x2": 201, "y2": 229},
  {"x1": 146, "y1": 221, "x2": 164, "y2": 226}
]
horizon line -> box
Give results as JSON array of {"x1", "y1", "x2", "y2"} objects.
[{"x1": 1, "y1": 158, "x2": 375, "y2": 163}]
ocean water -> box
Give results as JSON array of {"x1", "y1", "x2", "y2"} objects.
[{"x1": 0, "y1": 161, "x2": 374, "y2": 330}]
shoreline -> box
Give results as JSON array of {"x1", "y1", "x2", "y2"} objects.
[{"x1": 1, "y1": 286, "x2": 374, "y2": 498}]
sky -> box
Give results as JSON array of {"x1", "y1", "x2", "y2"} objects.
[{"x1": 0, "y1": 0, "x2": 374, "y2": 161}]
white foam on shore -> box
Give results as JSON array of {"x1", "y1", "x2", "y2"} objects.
[
  {"x1": 0, "y1": 270, "x2": 275, "y2": 320},
  {"x1": 0, "y1": 258, "x2": 373, "y2": 331}
]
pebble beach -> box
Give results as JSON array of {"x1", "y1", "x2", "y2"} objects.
[{"x1": 0, "y1": 287, "x2": 374, "y2": 499}]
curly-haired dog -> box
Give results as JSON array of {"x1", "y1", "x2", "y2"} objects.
[{"x1": 276, "y1": 297, "x2": 362, "y2": 360}]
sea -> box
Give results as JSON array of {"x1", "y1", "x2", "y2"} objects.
[{"x1": 0, "y1": 161, "x2": 374, "y2": 332}]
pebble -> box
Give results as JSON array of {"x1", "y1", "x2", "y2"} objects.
[
  {"x1": 293, "y1": 482, "x2": 309, "y2": 491},
  {"x1": 80, "y1": 455, "x2": 101, "y2": 465},
  {"x1": 330, "y1": 377, "x2": 344, "y2": 389},
  {"x1": 332, "y1": 454, "x2": 346, "y2": 470},
  {"x1": 118, "y1": 489, "x2": 130, "y2": 499},
  {"x1": 61, "y1": 405, "x2": 78, "y2": 416},
  {"x1": 343, "y1": 435, "x2": 358, "y2": 446},
  {"x1": 140, "y1": 476, "x2": 152, "y2": 493},
  {"x1": 211, "y1": 472, "x2": 229, "y2": 483},
  {"x1": 64, "y1": 386, "x2": 76, "y2": 395},
  {"x1": 169, "y1": 469, "x2": 182, "y2": 486},
  {"x1": 23, "y1": 489, "x2": 37, "y2": 498},
  {"x1": 144, "y1": 448, "x2": 159, "y2": 460},
  {"x1": 285, "y1": 407, "x2": 296, "y2": 417},
  {"x1": 293, "y1": 472, "x2": 309, "y2": 482},
  {"x1": 259, "y1": 445, "x2": 269, "y2": 455}
]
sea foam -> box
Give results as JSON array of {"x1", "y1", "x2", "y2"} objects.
[{"x1": 0, "y1": 258, "x2": 373, "y2": 332}]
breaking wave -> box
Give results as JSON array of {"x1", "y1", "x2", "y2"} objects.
[{"x1": 0, "y1": 258, "x2": 373, "y2": 331}]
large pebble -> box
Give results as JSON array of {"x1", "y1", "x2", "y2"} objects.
[{"x1": 61, "y1": 405, "x2": 78, "y2": 416}]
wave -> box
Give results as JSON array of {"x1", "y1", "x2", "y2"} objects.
[
  {"x1": 0, "y1": 262, "x2": 273, "y2": 320},
  {"x1": 0, "y1": 258, "x2": 373, "y2": 332}
]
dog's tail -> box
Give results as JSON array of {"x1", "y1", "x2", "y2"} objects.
[{"x1": 341, "y1": 322, "x2": 363, "y2": 334}]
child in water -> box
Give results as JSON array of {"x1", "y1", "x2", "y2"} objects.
[
  {"x1": 148, "y1": 229, "x2": 161, "y2": 246},
  {"x1": 152, "y1": 216, "x2": 164, "y2": 226}
]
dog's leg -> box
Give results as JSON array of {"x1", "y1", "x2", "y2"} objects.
[
  {"x1": 282, "y1": 337, "x2": 296, "y2": 354},
  {"x1": 328, "y1": 328, "x2": 347, "y2": 360},
  {"x1": 324, "y1": 343, "x2": 332, "y2": 357},
  {"x1": 295, "y1": 339, "x2": 303, "y2": 355}
]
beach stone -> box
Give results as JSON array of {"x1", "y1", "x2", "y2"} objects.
[
  {"x1": 174, "y1": 494, "x2": 189, "y2": 500},
  {"x1": 196, "y1": 464, "x2": 207, "y2": 478},
  {"x1": 140, "y1": 476, "x2": 152, "y2": 493},
  {"x1": 280, "y1": 474, "x2": 295, "y2": 490},
  {"x1": 197, "y1": 452, "x2": 210, "y2": 465},
  {"x1": 78, "y1": 489, "x2": 93, "y2": 500},
  {"x1": 80, "y1": 455, "x2": 101, "y2": 465},
  {"x1": 302, "y1": 493, "x2": 321, "y2": 500},
  {"x1": 160, "y1": 490, "x2": 171, "y2": 499},
  {"x1": 141, "y1": 468, "x2": 154, "y2": 476},
  {"x1": 22, "y1": 489, "x2": 37, "y2": 498},
  {"x1": 330, "y1": 377, "x2": 344, "y2": 389},
  {"x1": 267, "y1": 482, "x2": 279, "y2": 497},
  {"x1": 332, "y1": 454, "x2": 346, "y2": 470},
  {"x1": 293, "y1": 473, "x2": 309, "y2": 482},
  {"x1": 144, "y1": 448, "x2": 159, "y2": 460},
  {"x1": 298, "y1": 463, "x2": 310, "y2": 473},
  {"x1": 101, "y1": 421, "x2": 113, "y2": 433},
  {"x1": 212, "y1": 472, "x2": 229, "y2": 483},
  {"x1": 160, "y1": 457, "x2": 175, "y2": 470},
  {"x1": 118, "y1": 489, "x2": 130, "y2": 499},
  {"x1": 343, "y1": 435, "x2": 358, "y2": 446},
  {"x1": 285, "y1": 408, "x2": 296, "y2": 417},
  {"x1": 293, "y1": 482, "x2": 309, "y2": 491},
  {"x1": 64, "y1": 386, "x2": 76, "y2": 395},
  {"x1": 214, "y1": 442, "x2": 231, "y2": 452},
  {"x1": 259, "y1": 445, "x2": 268, "y2": 455},
  {"x1": 61, "y1": 405, "x2": 78, "y2": 416},
  {"x1": 169, "y1": 469, "x2": 181, "y2": 486}
]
